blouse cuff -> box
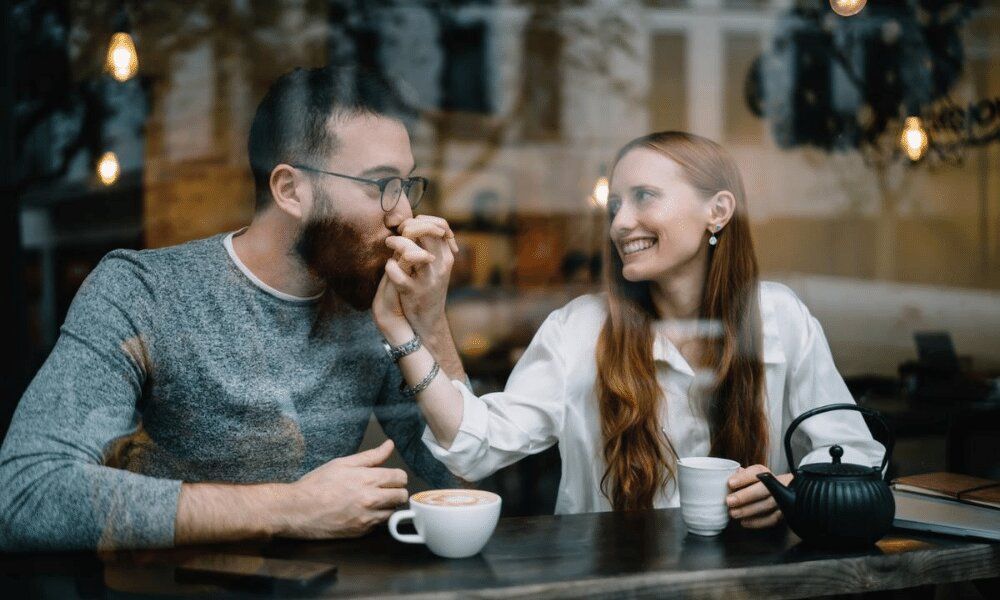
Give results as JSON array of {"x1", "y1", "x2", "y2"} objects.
[{"x1": 420, "y1": 379, "x2": 490, "y2": 459}]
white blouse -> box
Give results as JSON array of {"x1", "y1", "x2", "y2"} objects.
[{"x1": 422, "y1": 281, "x2": 886, "y2": 514}]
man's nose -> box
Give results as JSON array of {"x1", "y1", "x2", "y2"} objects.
[{"x1": 384, "y1": 190, "x2": 414, "y2": 228}]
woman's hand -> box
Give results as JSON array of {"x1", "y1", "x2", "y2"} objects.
[
  {"x1": 726, "y1": 465, "x2": 793, "y2": 529},
  {"x1": 386, "y1": 216, "x2": 456, "y2": 337}
]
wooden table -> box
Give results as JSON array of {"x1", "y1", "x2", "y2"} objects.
[{"x1": 2, "y1": 508, "x2": 998, "y2": 599}]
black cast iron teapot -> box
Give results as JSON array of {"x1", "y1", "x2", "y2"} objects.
[{"x1": 756, "y1": 403, "x2": 895, "y2": 548}]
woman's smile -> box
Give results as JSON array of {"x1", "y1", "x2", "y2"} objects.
[{"x1": 621, "y1": 237, "x2": 658, "y2": 257}]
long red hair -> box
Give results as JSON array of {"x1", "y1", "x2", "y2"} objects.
[{"x1": 596, "y1": 131, "x2": 768, "y2": 511}]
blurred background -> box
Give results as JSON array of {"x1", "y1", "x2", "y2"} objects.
[{"x1": 2, "y1": 0, "x2": 998, "y2": 517}]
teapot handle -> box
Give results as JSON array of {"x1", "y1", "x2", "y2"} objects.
[{"x1": 784, "y1": 403, "x2": 894, "y2": 478}]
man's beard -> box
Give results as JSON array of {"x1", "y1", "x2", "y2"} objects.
[{"x1": 294, "y1": 188, "x2": 393, "y2": 322}]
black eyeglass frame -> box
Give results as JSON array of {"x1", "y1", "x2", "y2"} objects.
[{"x1": 291, "y1": 164, "x2": 428, "y2": 212}]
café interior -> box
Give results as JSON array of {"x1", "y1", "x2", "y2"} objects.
[{"x1": 2, "y1": 0, "x2": 999, "y2": 596}]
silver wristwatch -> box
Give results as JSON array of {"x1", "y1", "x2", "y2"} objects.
[{"x1": 382, "y1": 333, "x2": 422, "y2": 362}]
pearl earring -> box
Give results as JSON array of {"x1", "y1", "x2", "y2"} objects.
[{"x1": 709, "y1": 224, "x2": 722, "y2": 246}]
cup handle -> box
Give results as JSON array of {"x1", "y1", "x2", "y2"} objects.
[{"x1": 388, "y1": 510, "x2": 424, "y2": 544}]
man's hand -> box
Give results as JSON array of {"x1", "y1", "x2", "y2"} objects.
[
  {"x1": 726, "y1": 465, "x2": 793, "y2": 529},
  {"x1": 174, "y1": 440, "x2": 409, "y2": 546},
  {"x1": 279, "y1": 440, "x2": 409, "y2": 539},
  {"x1": 372, "y1": 263, "x2": 410, "y2": 341}
]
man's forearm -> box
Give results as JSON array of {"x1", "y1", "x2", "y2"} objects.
[{"x1": 174, "y1": 481, "x2": 290, "y2": 546}]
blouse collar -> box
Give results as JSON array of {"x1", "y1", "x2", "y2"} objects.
[{"x1": 651, "y1": 305, "x2": 785, "y2": 377}]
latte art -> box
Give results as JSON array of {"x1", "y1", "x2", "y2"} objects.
[{"x1": 411, "y1": 489, "x2": 498, "y2": 507}]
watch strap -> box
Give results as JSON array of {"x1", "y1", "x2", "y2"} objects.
[{"x1": 383, "y1": 333, "x2": 421, "y2": 362}]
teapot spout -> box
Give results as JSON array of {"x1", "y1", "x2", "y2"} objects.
[{"x1": 757, "y1": 472, "x2": 796, "y2": 516}]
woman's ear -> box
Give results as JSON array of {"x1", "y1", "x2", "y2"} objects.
[
  {"x1": 708, "y1": 191, "x2": 736, "y2": 230},
  {"x1": 269, "y1": 164, "x2": 309, "y2": 221}
]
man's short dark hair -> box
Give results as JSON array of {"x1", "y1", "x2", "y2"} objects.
[{"x1": 247, "y1": 66, "x2": 411, "y2": 211}]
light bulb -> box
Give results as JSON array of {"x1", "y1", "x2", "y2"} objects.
[
  {"x1": 899, "y1": 116, "x2": 929, "y2": 162},
  {"x1": 460, "y1": 333, "x2": 490, "y2": 358},
  {"x1": 830, "y1": 0, "x2": 867, "y2": 17},
  {"x1": 592, "y1": 176, "x2": 609, "y2": 208},
  {"x1": 97, "y1": 151, "x2": 120, "y2": 186},
  {"x1": 106, "y1": 32, "x2": 138, "y2": 82}
]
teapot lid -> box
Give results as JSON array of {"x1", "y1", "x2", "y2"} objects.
[{"x1": 798, "y1": 445, "x2": 879, "y2": 477}]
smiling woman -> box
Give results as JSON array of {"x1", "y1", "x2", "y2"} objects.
[
  {"x1": 598, "y1": 131, "x2": 766, "y2": 512},
  {"x1": 372, "y1": 130, "x2": 886, "y2": 526}
]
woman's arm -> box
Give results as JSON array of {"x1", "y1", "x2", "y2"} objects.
[
  {"x1": 727, "y1": 285, "x2": 885, "y2": 530},
  {"x1": 380, "y1": 318, "x2": 465, "y2": 448},
  {"x1": 372, "y1": 263, "x2": 569, "y2": 482},
  {"x1": 786, "y1": 308, "x2": 886, "y2": 470}
]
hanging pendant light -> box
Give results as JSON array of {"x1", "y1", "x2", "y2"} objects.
[
  {"x1": 106, "y1": 32, "x2": 138, "y2": 82},
  {"x1": 830, "y1": 0, "x2": 867, "y2": 17},
  {"x1": 899, "y1": 117, "x2": 930, "y2": 162},
  {"x1": 591, "y1": 176, "x2": 609, "y2": 209},
  {"x1": 97, "y1": 151, "x2": 120, "y2": 186}
]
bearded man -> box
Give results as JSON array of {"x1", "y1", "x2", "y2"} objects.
[{"x1": 0, "y1": 66, "x2": 465, "y2": 551}]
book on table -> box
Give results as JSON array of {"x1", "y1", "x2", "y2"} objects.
[
  {"x1": 892, "y1": 472, "x2": 1000, "y2": 510},
  {"x1": 890, "y1": 472, "x2": 1000, "y2": 541}
]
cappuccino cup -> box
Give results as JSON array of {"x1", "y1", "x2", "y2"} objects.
[
  {"x1": 677, "y1": 457, "x2": 741, "y2": 536},
  {"x1": 388, "y1": 489, "x2": 501, "y2": 558}
]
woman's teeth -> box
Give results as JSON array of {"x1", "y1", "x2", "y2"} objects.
[{"x1": 622, "y1": 239, "x2": 657, "y2": 255}]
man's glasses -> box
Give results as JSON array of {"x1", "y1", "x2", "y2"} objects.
[{"x1": 292, "y1": 164, "x2": 428, "y2": 212}]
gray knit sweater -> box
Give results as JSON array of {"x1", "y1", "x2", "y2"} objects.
[{"x1": 0, "y1": 232, "x2": 452, "y2": 552}]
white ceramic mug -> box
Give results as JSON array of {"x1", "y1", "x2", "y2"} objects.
[
  {"x1": 388, "y1": 489, "x2": 501, "y2": 558},
  {"x1": 677, "y1": 457, "x2": 741, "y2": 536}
]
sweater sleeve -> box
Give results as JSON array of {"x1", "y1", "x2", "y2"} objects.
[{"x1": 0, "y1": 251, "x2": 182, "y2": 552}]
